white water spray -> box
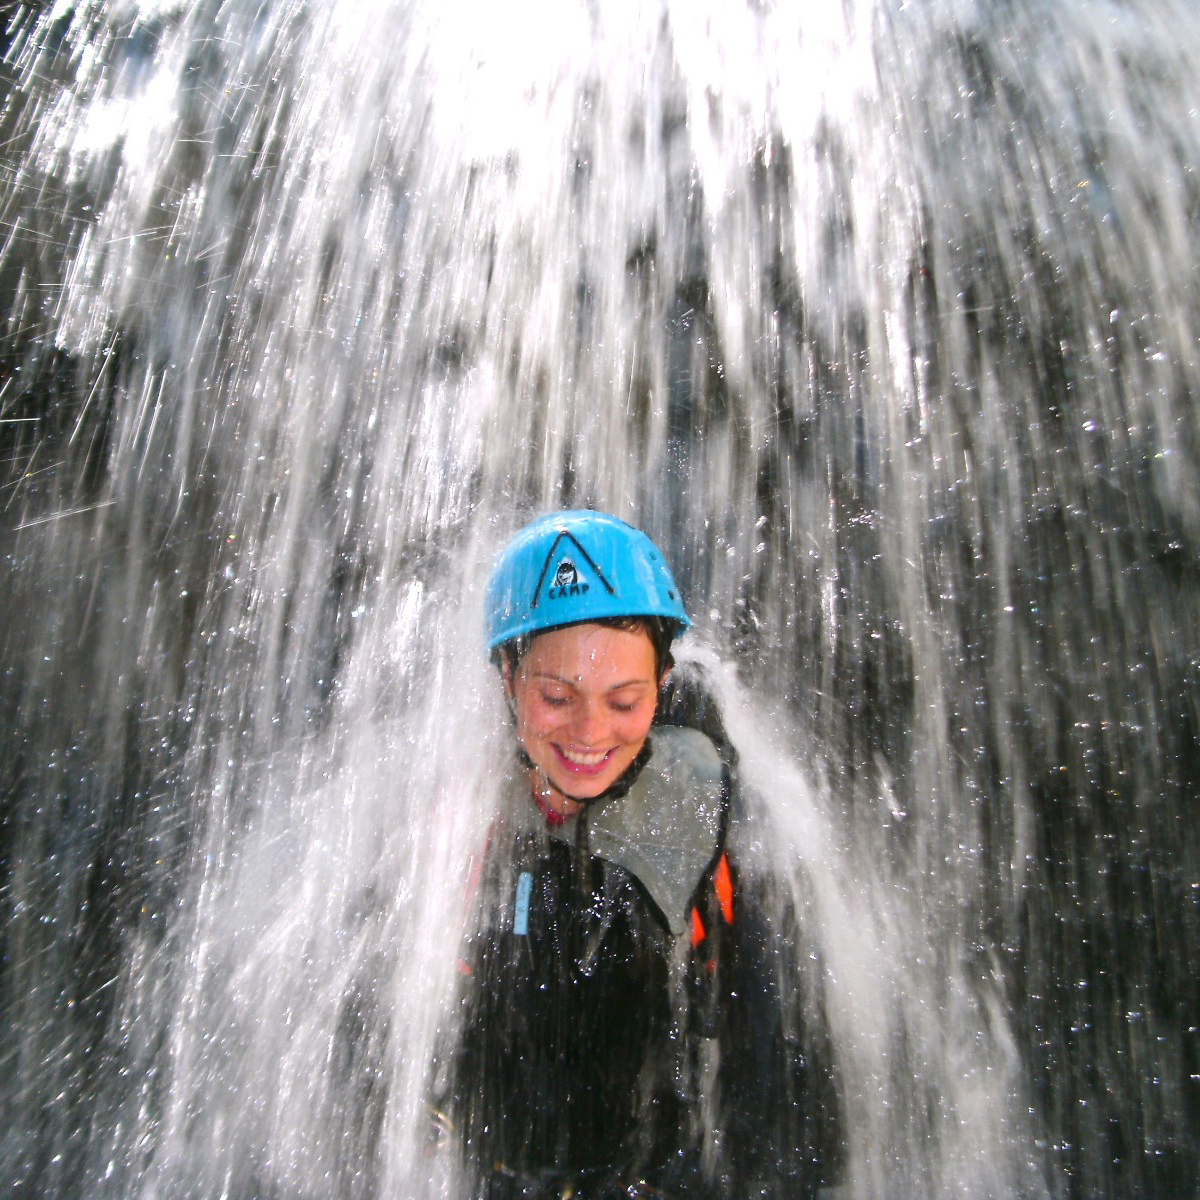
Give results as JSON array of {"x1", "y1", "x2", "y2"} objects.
[{"x1": 3, "y1": 1, "x2": 1199, "y2": 1196}]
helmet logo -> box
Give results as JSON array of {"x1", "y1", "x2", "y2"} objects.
[
  {"x1": 530, "y1": 532, "x2": 615, "y2": 609},
  {"x1": 548, "y1": 555, "x2": 588, "y2": 601}
]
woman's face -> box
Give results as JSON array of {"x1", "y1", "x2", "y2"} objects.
[{"x1": 507, "y1": 622, "x2": 661, "y2": 802}]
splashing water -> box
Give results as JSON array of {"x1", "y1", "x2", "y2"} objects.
[{"x1": 2, "y1": 0, "x2": 1199, "y2": 1196}]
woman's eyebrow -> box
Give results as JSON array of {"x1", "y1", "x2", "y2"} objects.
[
  {"x1": 529, "y1": 672, "x2": 653, "y2": 691},
  {"x1": 605, "y1": 679, "x2": 654, "y2": 692}
]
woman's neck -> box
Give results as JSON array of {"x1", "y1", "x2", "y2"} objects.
[{"x1": 527, "y1": 768, "x2": 585, "y2": 819}]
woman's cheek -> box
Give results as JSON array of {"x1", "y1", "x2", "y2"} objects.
[{"x1": 521, "y1": 699, "x2": 566, "y2": 738}]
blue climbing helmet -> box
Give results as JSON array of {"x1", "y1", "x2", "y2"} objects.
[{"x1": 485, "y1": 510, "x2": 691, "y2": 654}]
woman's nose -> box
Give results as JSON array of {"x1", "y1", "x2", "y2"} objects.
[{"x1": 569, "y1": 701, "x2": 607, "y2": 743}]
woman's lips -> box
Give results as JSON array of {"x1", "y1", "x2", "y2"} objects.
[{"x1": 552, "y1": 744, "x2": 613, "y2": 776}]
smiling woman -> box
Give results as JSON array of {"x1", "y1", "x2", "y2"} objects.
[
  {"x1": 440, "y1": 511, "x2": 843, "y2": 1199},
  {"x1": 506, "y1": 622, "x2": 662, "y2": 809}
]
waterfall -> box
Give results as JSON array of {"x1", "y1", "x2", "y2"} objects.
[{"x1": 2, "y1": 1, "x2": 1198, "y2": 1196}]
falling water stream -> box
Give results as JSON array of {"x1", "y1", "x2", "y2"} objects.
[{"x1": 2, "y1": 1, "x2": 1199, "y2": 1196}]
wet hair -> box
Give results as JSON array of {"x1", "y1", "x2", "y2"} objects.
[{"x1": 497, "y1": 616, "x2": 677, "y2": 683}]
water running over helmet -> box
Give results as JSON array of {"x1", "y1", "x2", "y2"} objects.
[{"x1": 484, "y1": 510, "x2": 690, "y2": 654}]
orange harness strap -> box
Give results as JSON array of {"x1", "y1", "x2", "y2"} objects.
[{"x1": 689, "y1": 852, "x2": 735, "y2": 948}]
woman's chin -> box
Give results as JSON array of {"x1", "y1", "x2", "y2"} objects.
[
  {"x1": 541, "y1": 753, "x2": 630, "y2": 800},
  {"x1": 548, "y1": 770, "x2": 616, "y2": 800}
]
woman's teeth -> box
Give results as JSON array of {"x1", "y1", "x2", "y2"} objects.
[{"x1": 559, "y1": 746, "x2": 608, "y2": 766}]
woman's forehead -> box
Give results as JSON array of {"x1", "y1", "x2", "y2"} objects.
[{"x1": 521, "y1": 622, "x2": 657, "y2": 675}]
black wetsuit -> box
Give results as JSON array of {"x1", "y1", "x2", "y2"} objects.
[{"x1": 447, "y1": 733, "x2": 840, "y2": 1200}]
